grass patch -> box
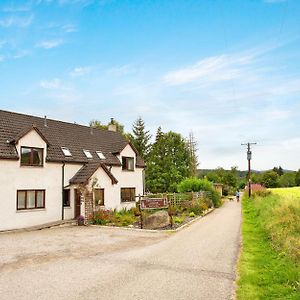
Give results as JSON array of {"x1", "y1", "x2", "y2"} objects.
[{"x1": 237, "y1": 196, "x2": 300, "y2": 299}]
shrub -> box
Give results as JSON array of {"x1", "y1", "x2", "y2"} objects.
[
  {"x1": 177, "y1": 177, "x2": 221, "y2": 207},
  {"x1": 177, "y1": 177, "x2": 213, "y2": 193},
  {"x1": 92, "y1": 209, "x2": 112, "y2": 225},
  {"x1": 174, "y1": 216, "x2": 184, "y2": 224},
  {"x1": 189, "y1": 212, "x2": 195, "y2": 217}
]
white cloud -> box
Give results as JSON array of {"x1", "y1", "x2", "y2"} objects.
[
  {"x1": 40, "y1": 78, "x2": 62, "y2": 89},
  {"x1": 70, "y1": 66, "x2": 91, "y2": 77},
  {"x1": 61, "y1": 24, "x2": 77, "y2": 33},
  {"x1": 36, "y1": 39, "x2": 64, "y2": 49},
  {"x1": 0, "y1": 14, "x2": 33, "y2": 28}
]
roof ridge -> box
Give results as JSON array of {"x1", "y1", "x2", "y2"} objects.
[{"x1": 0, "y1": 109, "x2": 120, "y2": 135}]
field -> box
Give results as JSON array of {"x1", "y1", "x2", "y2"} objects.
[
  {"x1": 237, "y1": 187, "x2": 300, "y2": 299},
  {"x1": 270, "y1": 186, "x2": 300, "y2": 198}
]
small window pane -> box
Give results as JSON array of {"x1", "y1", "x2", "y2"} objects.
[
  {"x1": 27, "y1": 191, "x2": 35, "y2": 208},
  {"x1": 17, "y1": 191, "x2": 26, "y2": 209},
  {"x1": 61, "y1": 147, "x2": 72, "y2": 156},
  {"x1": 36, "y1": 191, "x2": 44, "y2": 208},
  {"x1": 21, "y1": 148, "x2": 31, "y2": 165},
  {"x1": 63, "y1": 190, "x2": 70, "y2": 207},
  {"x1": 96, "y1": 151, "x2": 106, "y2": 159},
  {"x1": 94, "y1": 189, "x2": 104, "y2": 206},
  {"x1": 128, "y1": 158, "x2": 134, "y2": 170},
  {"x1": 121, "y1": 188, "x2": 135, "y2": 202},
  {"x1": 83, "y1": 150, "x2": 93, "y2": 159},
  {"x1": 32, "y1": 149, "x2": 43, "y2": 165}
]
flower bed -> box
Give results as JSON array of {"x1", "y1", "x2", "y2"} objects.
[{"x1": 91, "y1": 197, "x2": 214, "y2": 230}]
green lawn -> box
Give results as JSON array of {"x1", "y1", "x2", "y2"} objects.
[{"x1": 236, "y1": 191, "x2": 300, "y2": 300}]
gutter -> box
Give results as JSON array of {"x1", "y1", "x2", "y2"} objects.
[{"x1": 62, "y1": 162, "x2": 65, "y2": 220}]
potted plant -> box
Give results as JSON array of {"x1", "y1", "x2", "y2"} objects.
[{"x1": 77, "y1": 215, "x2": 85, "y2": 226}]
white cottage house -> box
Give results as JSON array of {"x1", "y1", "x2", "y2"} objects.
[{"x1": 0, "y1": 109, "x2": 145, "y2": 231}]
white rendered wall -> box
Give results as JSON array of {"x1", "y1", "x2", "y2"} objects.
[
  {"x1": 112, "y1": 144, "x2": 144, "y2": 210},
  {"x1": 0, "y1": 129, "x2": 83, "y2": 231}
]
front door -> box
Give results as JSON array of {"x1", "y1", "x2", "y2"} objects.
[{"x1": 74, "y1": 189, "x2": 81, "y2": 219}]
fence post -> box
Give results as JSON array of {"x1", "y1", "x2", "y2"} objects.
[{"x1": 139, "y1": 194, "x2": 143, "y2": 229}]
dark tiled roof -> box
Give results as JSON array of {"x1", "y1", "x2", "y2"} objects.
[
  {"x1": 69, "y1": 162, "x2": 118, "y2": 185},
  {"x1": 0, "y1": 109, "x2": 145, "y2": 167}
]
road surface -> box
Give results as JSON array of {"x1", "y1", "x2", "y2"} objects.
[{"x1": 0, "y1": 200, "x2": 241, "y2": 300}]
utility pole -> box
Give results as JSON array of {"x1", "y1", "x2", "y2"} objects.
[{"x1": 241, "y1": 142, "x2": 257, "y2": 197}]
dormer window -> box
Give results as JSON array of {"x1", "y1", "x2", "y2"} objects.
[
  {"x1": 96, "y1": 151, "x2": 106, "y2": 160},
  {"x1": 83, "y1": 150, "x2": 93, "y2": 159},
  {"x1": 122, "y1": 156, "x2": 134, "y2": 171},
  {"x1": 21, "y1": 147, "x2": 43, "y2": 166},
  {"x1": 61, "y1": 147, "x2": 72, "y2": 157}
]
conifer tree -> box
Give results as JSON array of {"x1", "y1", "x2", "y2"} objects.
[{"x1": 130, "y1": 117, "x2": 151, "y2": 159}]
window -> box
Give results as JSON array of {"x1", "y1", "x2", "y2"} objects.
[
  {"x1": 94, "y1": 188, "x2": 104, "y2": 206},
  {"x1": 96, "y1": 151, "x2": 106, "y2": 160},
  {"x1": 21, "y1": 147, "x2": 43, "y2": 166},
  {"x1": 17, "y1": 190, "x2": 45, "y2": 210},
  {"x1": 63, "y1": 189, "x2": 70, "y2": 207},
  {"x1": 83, "y1": 150, "x2": 93, "y2": 159},
  {"x1": 121, "y1": 188, "x2": 135, "y2": 202},
  {"x1": 61, "y1": 147, "x2": 72, "y2": 157},
  {"x1": 122, "y1": 157, "x2": 134, "y2": 171}
]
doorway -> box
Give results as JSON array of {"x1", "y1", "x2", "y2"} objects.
[{"x1": 74, "y1": 189, "x2": 81, "y2": 219}]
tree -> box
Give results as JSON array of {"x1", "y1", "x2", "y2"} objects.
[
  {"x1": 261, "y1": 170, "x2": 279, "y2": 188},
  {"x1": 186, "y1": 132, "x2": 198, "y2": 177},
  {"x1": 295, "y1": 169, "x2": 300, "y2": 186},
  {"x1": 273, "y1": 166, "x2": 284, "y2": 176},
  {"x1": 89, "y1": 118, "x2": 125, "y2": 134},
  {"x1": 278, "y1": 172, "x2": 296, "y2": 187},
  {"x1": 145, "y1": 131, "x2": 191, "y2": 193},
  {"x1": 129, "y1": 117, "x2": 151, "y2": 159}
]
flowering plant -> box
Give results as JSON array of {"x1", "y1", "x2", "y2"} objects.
[{"x1": 78, "y1": 215, "x2": 85, "y2": 221}]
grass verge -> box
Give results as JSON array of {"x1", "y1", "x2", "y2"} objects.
[{"x1": 236, "y1": 196, "x2": 300, "y2": 300}]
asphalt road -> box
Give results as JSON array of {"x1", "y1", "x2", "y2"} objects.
[{"x1": 0, "y1": 200, "x2": 241, "y2": 300}]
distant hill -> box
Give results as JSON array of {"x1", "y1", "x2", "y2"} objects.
[
  {"x1": 198, "y1": 168, "x2": 296, "y2": 178},
  {"x1": 198, "y1": 169, "x2": 261, "y2": 179}
]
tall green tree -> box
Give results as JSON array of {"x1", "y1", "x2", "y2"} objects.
[
  {"x1": 186, "y1": 131, "x2": 198, "y2": 177},
  {"x1": 146, "y1": 131, "x2": 191, "y2": 193},
  {"x1": 273, "y1": 166, "x2": 284, "y2": 176},
  {"x1": 129, "y1": 117, "x2": 151, "y2": 159}
]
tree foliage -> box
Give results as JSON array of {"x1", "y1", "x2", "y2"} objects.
[
  {"x1": 186, "y1": 132, "x2": 198, "y2": 177},
  {"x1": 129, "y1": 117, "x2": 151, "y2": 159},
  {"x1": 261, "y1": 171, "x2": 279, "y2": 188},
  {"x1": 278, "y1": 172, "x2": 296, "y2": 187},
  {"x1": 89, "y1": 119, "x2": 125, "y2": 134},
  {"x1": 295, "y1": 169, "x2": 300, "y2": 186},
  {"x1": 177, "y1": 177, "x2": 221, "y2": 207},
  {"x1": 145, "y1": 130, "x2": 191, "y2": 193},
  {"x1": 273, "y1": 166, "x2": 284, "y2": 176}
]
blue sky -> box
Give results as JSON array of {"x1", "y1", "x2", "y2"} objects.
[{"x1": 1, "y1": 0, "x2": 300, "y2": 170}]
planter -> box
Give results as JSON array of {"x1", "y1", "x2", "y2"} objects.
[{"x1": 77, "y1": 216, "x2": 85, "y2": 226}]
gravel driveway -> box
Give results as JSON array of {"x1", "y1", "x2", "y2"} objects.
[{"x1": 0, "y1": 201, "x2": 241, "y2": 300}]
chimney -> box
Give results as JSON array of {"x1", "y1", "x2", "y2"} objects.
[
  {"x1": 108, "y1": 118, "x2": 117, "y2": 132},
  {"x1": 90, "y1": 126, "x2": 94, "y2": 135},
  {"x1": 44, "y1": 115, "x2": 48, "y2": 127}
]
